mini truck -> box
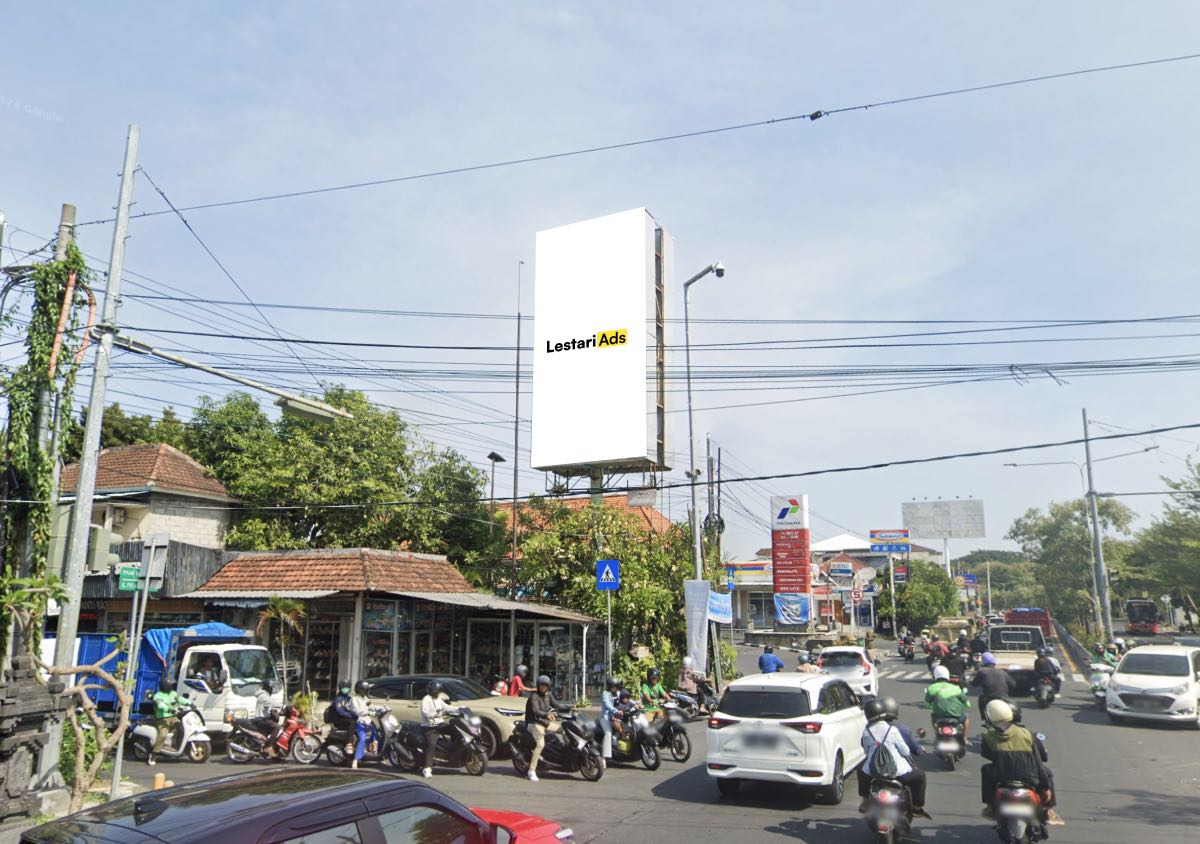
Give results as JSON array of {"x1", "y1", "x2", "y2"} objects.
[
  {"x1": 76, "y1": 622, "x2": 283, "y2": 737},
  {"x1": 986, "y1": 624, "x2": 1053, "y2": 697}
]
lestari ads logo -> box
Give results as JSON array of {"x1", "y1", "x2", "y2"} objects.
[{"x1": 545, "y1": 328, "x2": 627, "y2": 354}]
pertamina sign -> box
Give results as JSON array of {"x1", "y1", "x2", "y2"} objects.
[{"x1": 771, "y1": 496, "x2": 811, "y2": 594}]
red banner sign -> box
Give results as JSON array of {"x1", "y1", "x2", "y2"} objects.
[{"x1": 772, "y1": 527, "x2": 811, "y2": 593}]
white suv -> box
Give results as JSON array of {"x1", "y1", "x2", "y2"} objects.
[
  {"x1": 816, "y1": 646, "x2": 879, "y2": 698},
  {"x1": 1105, "y1": 644, "x2": 1200, "y2": 727},
  {"x1": 706, "y1": 672, "x2": 867, "y2": 803}
]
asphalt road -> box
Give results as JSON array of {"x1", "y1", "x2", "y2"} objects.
[{"x1": 95, "y1": 646, "x2": 1199, "y2": 843}]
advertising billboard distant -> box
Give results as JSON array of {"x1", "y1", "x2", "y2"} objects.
[
  {"x1": 901, "y1": 499, "x2": 985, "y2": 539},
  {"x1": 531, "y1": 208, "x2": 672, "y2": 474}
]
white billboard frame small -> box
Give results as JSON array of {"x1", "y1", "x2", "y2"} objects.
[{"x1": 901, "y1": 500, "x2": 986, "y2": 540}]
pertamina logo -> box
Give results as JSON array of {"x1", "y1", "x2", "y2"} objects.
[
  {"x1": 776, "y1": 498, "x2": 801, "y2": 520},
  {"x1": 545, "y1": 328, "x2": 627, "y2": 354}
]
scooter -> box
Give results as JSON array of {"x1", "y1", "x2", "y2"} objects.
[
  {"x1": 932, "y1": 718, "x2": 966, "y2": 770},
  {"x1": 596, "y1": 709, "x2": 660, "y2": 770},
  {"x1": 1034, "y1": 676, "x2": 1056, "y2": 709},
  {"x1": 993, "y1": 780, "x2": 1049, "y2": 843},
  {"x1": 127, "y1": 696, "x2": 211, "y2": 764},
  {"x1": 656, "y1": 701, "x2": 692, "y2": 762},
  {"x1": 391, "y1": 707, "x2": 488, "y2": 776},
  {"x1": 864, "y1": 776, "x2": 915, "y2": 844},
  {"x1": 1088, "y1": 663, "x2": 1113, "y2": 711},
  {"x1": 227, "y1": 704, "x2": 322, "y2": 764},
  {"x1": 324, "y1": 707, "x2": 404, "y2": 767},
  {"x1": 509, "y1": 710, "x2": 605, "y2": 781},
  {"x1": 902, "y1": 643, "x2": 915, "y2": 663}
]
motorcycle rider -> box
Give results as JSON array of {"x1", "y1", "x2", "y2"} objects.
[
  {"x1": 1094, "y1": 642, "x2": 1118, "y2": 668},
  {"x1": 925, "y1": 665, "x2": 970, "y2": 740},
  {"x1": 599, "y1": 677, "x2": 620, "y2": 759},
  {"x1": 509, "y1": 664, "x2": 531, "y2": 696},
  {"x1": 678, "y1": 656, "x2": 708, "y2": 696},
  {"x1": 149, "y1": 678, "x2": 186, "y2": 766},
  {"x1": 940, "y1": 647, "x2": 967, "y2": 685},
  {"x1": 856, "y1": 696, "x2": 930, "y2": 818},
  {"x1": 980, "y1": 699, "x2": 1063, "y2": 825},
  {"x1": 524, "y1": 675, "x2": 569, "y2": 783},
  {"x1": 419, "y1": 680, "x2": 451, "y2": 778},
  {"x1": 1034, "y1": 647, "x2": 1062, "y2": 694},
  {"x1": 349, "y1": 680, "x2": 376, "y2": 770},
  {"x1": 641, "y1": 668, "x2": 671, "y2": 722},
  {"x1": 956, "y1": 629, "x2": 970, "y2": 652},
  {"x1": 970, "y1": 629, "x2": 989, "y2": 657},
  {"x1": 758, "y1": 645, "x2": 785, "y2": 673},
  {"x1": 1113, "y1": 637, "x2": 1128, "y2": 655},
  {"x1": 796, "y1": 651, "x2": 821, "y2": 673},
  {"x1": 925, "y1": 634, "x2": 950, "y2": 673},
  {"x1": 971, "y1": 652, "x2": 1017, "y2": 717}
]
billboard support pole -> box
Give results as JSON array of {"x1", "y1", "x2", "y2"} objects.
[{"x1": 943, "y1": 537, "x2": 951, "y2": 579}]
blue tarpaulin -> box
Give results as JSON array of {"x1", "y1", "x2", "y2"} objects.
[{"x1": 143, "y1": 622, "x2": 249, "y2": 666}]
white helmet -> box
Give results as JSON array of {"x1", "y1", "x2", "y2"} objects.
[
  {"x1": 682, "y1": 657, "x2": 694, "y2": 669},
  {"x1": 933, "y1": 665, "x2": 950, "y2": 681},
  {"x1": 986, "y1": 699, "x2": 1014, "y2": 727},
  {"x1": 1114, "y1": 638, "x2": 1126, "y2": 646},
  {"x1": 959, "y1": 629, "x2": 967, "y2": 637}
]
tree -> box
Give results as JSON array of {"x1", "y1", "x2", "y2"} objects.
[
  {"x1": 951, "y1": 551, "x2": 1047, "y2": 612},
  {"x1": 1007, "y1": 498, "x2": 1134, "y2": 635},
  {"x1": 1126, "y1": 461, "x2": 1200, "y2": 620},
  {"x1": 878, "y1": 560, "x2": 957, "y2": 630},
  {"x1": 60, "y1": 402, "x2": 188, "y2": 463},
  {"x1": 256, "y1": 596, "x2": 307, "y2": 695}
]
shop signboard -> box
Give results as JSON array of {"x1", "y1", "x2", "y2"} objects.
[{"x1": 771, "y1": 496, "x2": 811, "y2": 593}]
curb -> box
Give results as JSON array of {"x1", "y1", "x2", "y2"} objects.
[{"x1": 1053, "y1": 621, "x2": 1091, "y2": 675}]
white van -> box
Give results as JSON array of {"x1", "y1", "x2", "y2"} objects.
[{"x1": 706, "y1": 672, "x2": 867, "y2": 803}]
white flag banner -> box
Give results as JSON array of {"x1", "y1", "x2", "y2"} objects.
[{"x1": 684, "y1": 580, "x2": 711, "y2": 672}]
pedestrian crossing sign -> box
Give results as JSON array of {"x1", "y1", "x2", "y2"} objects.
[{"x1": 596, "y1": 559, "x2": 620, "y2": 591}]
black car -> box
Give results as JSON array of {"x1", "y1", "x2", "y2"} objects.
[{"x1": 22, "y1": 769, "x2": 498, "y2": 844}]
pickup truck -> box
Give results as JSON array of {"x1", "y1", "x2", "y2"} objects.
[{"x1": 986, "y1": 624, "x2": 1054, "y2": 697}]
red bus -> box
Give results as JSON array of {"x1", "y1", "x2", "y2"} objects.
[{"x1": 1124, "y1": 598, "x2": 1161, "y2": 635}]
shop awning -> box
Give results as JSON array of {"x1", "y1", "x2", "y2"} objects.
[
  {"x1": 389, "y1": 591, "x2": 597, "y2": 624},
  {"x1": 179, "y1": 589, "x2": 340, "y2": 600}
]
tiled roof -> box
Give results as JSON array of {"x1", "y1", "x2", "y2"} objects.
[
  {"x1": 824, "y1": 552, "x2": 870, "y2": 569},
  {"x1": 192, "y1": 548, "x2": 472, "y2": 595},
  {"x1": 496, "y1": 494, "x2": 673, "y2": 536},
  {"x1": 60, "y1": 443, "x2": 234, "y2": 500}
]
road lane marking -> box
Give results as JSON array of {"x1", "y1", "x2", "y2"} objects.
[{"x1": 1072, "y1": 673, "x2": 1084, "y2": 683}]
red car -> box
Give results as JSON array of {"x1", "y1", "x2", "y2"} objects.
[{"x1": 22, "y1": 769, "x2": 574, "y2": 844}]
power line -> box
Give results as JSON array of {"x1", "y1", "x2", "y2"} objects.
[{"x1": 76, "y1": 51, "x2": 1200, "y2": 225}]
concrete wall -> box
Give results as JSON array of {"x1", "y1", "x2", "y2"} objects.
[{"x1": 142, "y1": 496, "x2": 230, "y2": 548}]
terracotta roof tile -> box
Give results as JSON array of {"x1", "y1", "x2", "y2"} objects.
[
  {"x1": 60, "y1": 443, "x2": 233, "y2": 500},
  {"x1": 496, "y1": 494, "x2": 673, "y2": 535},
  {"x1": 194, "y1": 548, "x2": 472, "y2": 594}
]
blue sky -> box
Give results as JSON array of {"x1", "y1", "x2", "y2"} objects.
[{"x1": 4, "y1": 3, "x2": 1200, "y2": 560}]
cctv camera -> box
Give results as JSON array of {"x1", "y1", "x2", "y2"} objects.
[{"x1": 714, "y1": 261, "x2": 725, "y2": 278}]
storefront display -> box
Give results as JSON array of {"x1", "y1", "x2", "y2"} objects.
[{"x1": 303, "y1": 620, "x2": 340, "y2": 699}]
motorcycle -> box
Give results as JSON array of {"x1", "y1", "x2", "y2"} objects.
[
  {"x1": 864, "y1": 776, "x2": 915, "y2": 844},
  {"x1": 391, "y1": 707, "x2": 488, "y2": 776},
  {"x1": 596, "y1": 709, "x2": 660, "y2": 770},
  {"x1": 1034, "y1": 676, "x2": 1056, "y2": 709},
  {"x1": 324, "y1": 706, "x2": 404, "y2": 767},
  {"x1": 902, "y1": 643, "x2": 915, "y2": 663},
  {"x1": 932, "y1": 718, "x2": 966, "y2": 770},
  {"x1": 672, "y1": 680, "x2": 718, "y2": 719},
  {"x1": 993, "y1": 780, "x2": 1049, "y2": 843},
  {"x1": 127, "y1": 697, "x2": 211, "y2": 764},
  {"x1": 656, "y1": 701, "x2": 692, "y2": 762},
  {"x1": 509, "y1": 710, "x2": 605, "y2": 781},
  {"x1": 1088, "y1": 663, "x2": 1113, "y2": 711},
  {"x1": 226, "y1": 704, "x2": 321, "y2": 764}
]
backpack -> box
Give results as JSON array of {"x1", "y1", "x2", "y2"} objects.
[
  {"x1": 868, "y1": 724, "x2": 900, "y2": 779},
  {"x1": 322, "y1": 704, "x2": 337, "y2": 725}
]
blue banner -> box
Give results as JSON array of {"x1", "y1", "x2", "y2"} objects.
[
  {"x1": 773, "y1": 593, "x2": 811, "y2": 625},
  {"x1": 708, "y1": 591, "x2": 733, "y2": 624}
]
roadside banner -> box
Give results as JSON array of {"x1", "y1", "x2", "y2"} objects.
[
  {"x1": 707, "y1": 591, "x2": 733, "y2": 624},
  {"x1": 684, "y1": 580, "x2": 711, "y2": 673},
  {"x1": 773, "y1": 593, "x2": 811, "y2": 625}
]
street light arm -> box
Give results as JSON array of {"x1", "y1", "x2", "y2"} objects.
[{"x1": 683, "y1": 261, "x2": 723, "y2": 289}]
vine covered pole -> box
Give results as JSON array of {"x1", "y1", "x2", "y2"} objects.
[{"x1": 41, "y1": 126, "x2": 139, "y2": 788}]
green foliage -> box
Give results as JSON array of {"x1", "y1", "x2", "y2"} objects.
[
  {"x1": 1007, "y1": 498, "x2": 1134, "y2": 628},
  {"x1": 59, "y1": 720, "x2": 101, "y2": 785},
  {"x1": 948, "y1": 552, "x2": 1047, "y2": 612},
  {"x1": 880, "y1": 560, "x2": 957, "y2": 630},
  {"x1": 291, "y1": 689, "x2": 318, "y2": 722},
  {"x1": 953, "y1": 549, "x2": 1028, "y2": 567},
  {"x1": 60, "y1": 403, "x2": 188, "y2": 463},
  {"x1": 258, "y1": 596, "x2": 307, "y2": 696},
  {"x1": 1125, "y1": 461, "x2": 1200, "y2": 611}
]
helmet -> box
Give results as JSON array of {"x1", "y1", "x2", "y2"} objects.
[
  {"x1": 864, "y1": 698, "x2": 888, "y2": 723},
  {"x1": 797, "y1": 652, "x2": 810, "y2": 664},
  {"x1": 682, "y1": 657, "x2": 694, "y2": 669},
  {"x1": 982, "y1": 652, "x2": 997, "y2": 666},
  {"x1": 158, "y1": 678, "x2": 174, "y2": 693},
  {"x1": 517, "y1": 664, "x2": 528, "y2": 677},
  {"x1": 605, "y1": 676, "x2": 620, "y2": 690},
  {"x1": 986, "y1": 699, "x2": 1015, "y2": 726},
  {"x1": 1093, "y1": 643, "x2": 1104, "y2": 653},
  {"x1": 933, "y1": 665, "x2": 950, "y2": 681},
  {"x1": 931, "y1": 634, "x2": 940, "y2": 642},
  {"x1": 618, "y1": 689, "x2": 631, "y2": 701},
  {"x1": 428, "y1": 681, "x2": 444, "y2": 697},
  {"x1": 536, "y1": 675, "x2": 552, "y2": 688},
  {"x1": 1114, "y1": 638, "x2": 1125, "y2": 646},
  {"x1": 959, "y1": 629, "x2": 967, "y2": 637},
  {"x1": 648, "y1": 668, "x2": 661, "y2": 680},
  {"x1": 354, "y1": 680, "x2": 370, "y2": 696},
  {"x1": 1036, "y1": 648, "x2": 1048, "y2": 657},
  {"x1": 880, "y1": 696, "x2": 900, "y2": 721},
  {"x1": 764, "y1": 645, "x2": 774, "y2": 654},
  {"x1": 338, "y1": 680, "x2": 352, "y2": 695}
]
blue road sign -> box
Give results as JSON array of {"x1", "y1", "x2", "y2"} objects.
[
  {"x1": 963, "y1": 573, "x2": 977, "y2": 585},
  {"x1": 871, "y1": 543, "x2": 910, "y2": 553},
  {"x1": 596, "y1": 559, "x2": 620, "y2": 591}
]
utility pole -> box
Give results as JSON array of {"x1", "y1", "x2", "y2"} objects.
[
  {"x1": 510, "y1": 260, "x2": 523, "y2": 601},
  {"x1": 41, "y1": 126, "x2": 138, "y2": 789},
  {"x1": 53, "y1": 126, "x2": 137, "y2": 669},
  {"x1": 1082, "y1": 408, "x2": 1115, "y2": 642},
  {"x1": 986, "y1": 559, "x2": 993, "y2": 615}
]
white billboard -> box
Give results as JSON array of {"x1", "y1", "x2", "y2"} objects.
[
  {"x1": 531, "y1": 208, "x2": 672, "y2": 474},
  {"x1": 901, "y1": 499, "x2": 986, "y2": 539}
]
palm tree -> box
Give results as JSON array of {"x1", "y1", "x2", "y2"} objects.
[{"x1": 256, "y1": 596, "x2": 307, "y2": 696}]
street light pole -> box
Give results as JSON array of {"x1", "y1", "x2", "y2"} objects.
[
  {"x1": 487, "y1": 451, "x2": 505, "y2": 537},
  {"x1": 1082, "y1": 409, "x2": 1116, "y2": 642},
  {"x1": 683, "y1": 261, "x2": 724, "y2": 581}
]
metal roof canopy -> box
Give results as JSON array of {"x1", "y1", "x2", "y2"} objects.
[{"x1": 390, "y1": 591, "x2": 597, "y2": 624}]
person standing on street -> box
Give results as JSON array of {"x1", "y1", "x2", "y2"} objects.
[
  {"x1": 419, "y1": 680, "x2": 450, "y2": 779},
  {"x1": 524, "y1": 675, "x2": 567, "y2": 782},
  {"x1": 758, "y1": 645, "x2": 785, "y2": 673}
]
